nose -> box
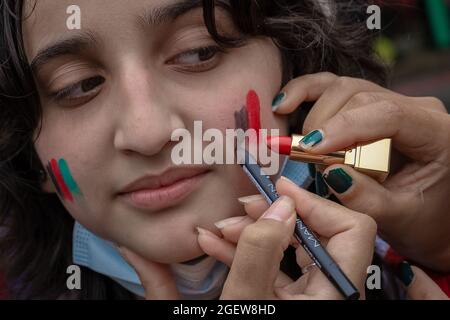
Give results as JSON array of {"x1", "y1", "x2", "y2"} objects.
[{"x1": 113, "y1": 65, "x2": 184, "y2": 157}]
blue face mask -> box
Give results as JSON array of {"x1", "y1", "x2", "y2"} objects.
[
  {"x1": 72, "y1": 160, "x2": 312, "y2": 299},
  {"x1": 72, "y1": 222, "x2": 229, "y2": 299}
]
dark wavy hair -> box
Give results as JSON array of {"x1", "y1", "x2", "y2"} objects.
[{"x1": 0, "y1": 0, "x2": 386, "y2": 299}]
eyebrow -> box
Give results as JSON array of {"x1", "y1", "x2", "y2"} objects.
[
  {"x1": 139, "y1": 0, "x2": 204, "y2": 27},
  {"x1": 30, "y1": 31, "x2": 98, "y2": 72},
  {"x1": 29, "y1": 0, "x2": 207, "y2": 73}
]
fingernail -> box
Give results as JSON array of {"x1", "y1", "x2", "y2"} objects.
[
  {"x1": 261, "y1": 196, "x2": 295, "y2": 222},
  {"x1": 214, "y1": 216, "x2": 246, "y2": 229},
  {"x1": 323, "y1": 168, "x2": 353, "y2": 194},
  {"x1": 196, "y1": 227, "x2": 221, "y2": 239},
  {"x1": 398, "y1": 261, "x2": 414, "y2": 286},
  {"x1": 238, "y1": 194, "x2": 264, "y2": 205},
  {"x1": 315, "y1": 171, "x2": 329, "y2": 198},
  {"x1": 300, "y1": 130, "x2": 323, "y2": 149},
  {"x1": 279, "y1": 175, "x2": 298, "y2": 187},
  {"x1": 308, "y1": 163, "x2": 317, "y2": 178},
  {"x1": 271, "y1": 92, "x2": 286, "y2": 111}
]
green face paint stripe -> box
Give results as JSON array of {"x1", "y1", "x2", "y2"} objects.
[{"x1": 58, "y1": 158, "x2": 82, "y2": 195}]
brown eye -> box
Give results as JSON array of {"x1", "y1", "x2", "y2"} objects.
[
  {"x1": 196, "y1": 47, "x2": 218, "y2": 61},
  {"x1": 170, "y1": 46, "x2": 220, "y2": 65},
  {"x1": 80, "y1": 76, "x2": 105, "y2": 93},
  {"x1": 53, "y1": 76, "x2": 105, "y2": 106}
]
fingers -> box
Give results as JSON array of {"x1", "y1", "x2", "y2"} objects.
[
  {"x1": 197, "y1": 228, "x2": 236, "y2": 267},
  {"x1": 221, "y1": 196, "x2": 297, "y2": 299},
  {"x1": 295, "y1": 237, "x2": 328, "y2": 269},
  {"x1": 300, "y1": 100, "x2": 448, "y2": 162},
  {"x1": 197, "y1": 226, "x2": 294, "y2": 289},
  {"x1": 118, "y1": 247, "x2": 179, "y2": 300},
  {"x1": 342, "y1": 93, "x2": 447, "y2": 115},
  {"x1": 271, "y1": 72, "x2": 448, "y2": 164},
  {"x1": 271, "y1": 73, "x2": 388, "y2": 132},
  {"x1": 237, "y1": 195, "x2": 269, "y2": 220},
  {"x1": 214, "y1": 216, "x2": 254, "y2": 244},
  {"x1": 413, "y1": 96, "x2": 448, "y2": 114},
  {"x1": 218, "y1": 195, "x2": 298, "y2": 247},
  {"x1": 276, "y1": 177, "x2": 377, "y2": 296},
  {"x1": 320, "y1": 165, "x2": 408, "y2": 226},
  {"x1": 302, "y1": 79, "x2": 388, "y2": 133},
  {"x1": 271, "y1": 72, "x2": 338, "y2": 114},
  {"x1": 398, "y1": 262, "x2": 449, "y2": 300},
  {"x1": 276, "y1": 177, "x2": 372, "y2": 238}
]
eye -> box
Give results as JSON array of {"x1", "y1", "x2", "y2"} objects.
[
  {"x1": 167, "y1": 46, "x2": 222, "y2": 72},
  {"x1": 53, "y1": 76, "x2": 105, "y2": 107}
]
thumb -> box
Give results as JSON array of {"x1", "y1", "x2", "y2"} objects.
[
  {"x1": 221, "y1": 196, "x2": 296, "y2": 299},
  {"x1": 398, "y1": 262, "x2": 448, "y2": 300},
  {"x1": 119, "y1": 247, "x2": 179, "y2": 300},
  {"x1": 321, "y1": 165, "x2": 409, "y2": 228}
]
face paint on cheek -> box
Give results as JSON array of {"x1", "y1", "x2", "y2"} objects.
[
  {"x1": 46, "y1": 158, "x2": 83, "y2": 202},
  {"x1": 234, "y1": 90, "x2": 262, "y2": 131},
  {"x1": 234, "y1": 90, "x2": 262, "y2": 147},
  {"x1": 246, "y1": 90, "x2": 261, "y2": 133},
  {"x1": 46, "y1": 162, "x2": 63, "y2": 198}
]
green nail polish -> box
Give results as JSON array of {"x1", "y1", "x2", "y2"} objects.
[
  {"x1": 271, "y1": 92, "x2": 286, "y2": 110},
  {"x1": 399, "y1": 261, "x2": 414, "y2": 286},
  {"x1": 300, "y1": 130, "x2": 323, "y2": 148},
  {"x1": 315, "y1": 172, "x2": 329, "y2": 198},
  {"x1": 323, "y1": 168, "x2": 353, "y2": 194}
]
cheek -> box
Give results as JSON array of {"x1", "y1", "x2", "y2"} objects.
[
  {"x1": 44, "y1": 158, "x2": 82, "y2": 202},
  {"x1": 34, "y1": 123, "x2": 110, "y2": 228}
]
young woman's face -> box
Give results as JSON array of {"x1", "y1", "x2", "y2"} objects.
[{"x1": 23, "y1": 0, "x2": 288, "y2": 263}]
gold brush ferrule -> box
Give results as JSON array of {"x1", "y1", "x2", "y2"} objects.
[{"x1": 290, "y1": 134, "x2": 391, "y2": 182}]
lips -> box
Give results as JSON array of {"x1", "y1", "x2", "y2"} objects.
[{"x1": 118, "y1": 167, "x2": 210, "y2": 211}]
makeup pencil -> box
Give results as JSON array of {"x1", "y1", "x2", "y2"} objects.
[{"x1": 239, "y1": 148, "x2": 360, "y2": 300}]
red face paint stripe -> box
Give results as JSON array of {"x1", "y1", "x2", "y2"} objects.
[
  {"x1": 46, "y1": 162, "x2": 62, "y2": 197},
  {"x1": 50, "y1": 158, "x2": 73, "y2": 202},
  {"x1": 246, "y1": 90, "x2": 261, "y2": 134}
]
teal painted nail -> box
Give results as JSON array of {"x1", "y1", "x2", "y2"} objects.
[
  {"x1": 271, "y1": 92, "x2": 286, "y2": 111},
  {"x1": 315, "y1": 172, "x2": 329, "y2": 198},
  {"x1": 399, "y1": 261, "x2": 414, "y2": 286},
  {"x1": 300, "y1": 130, "x2": 323, "y2": 148},
  {"x1": 323, "y1": 168, "x2": 353, "y2": 194}
]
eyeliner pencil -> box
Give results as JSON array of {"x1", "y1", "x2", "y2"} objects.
[{"x1": 239, "y1": 149, "x2": 359, "y2": 300}]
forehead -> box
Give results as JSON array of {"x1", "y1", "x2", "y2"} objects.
[{"x1": 22, "y1": 0, "x2": 201, "y2": 60}]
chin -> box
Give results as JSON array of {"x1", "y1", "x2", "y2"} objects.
[{"x1": 136, "y1": 231, "x2": 207, "y2": 264}]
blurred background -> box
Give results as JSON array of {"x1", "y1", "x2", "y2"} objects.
[{"x1": 374, "y1": 0, "x2": 450, "y2": 111}]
